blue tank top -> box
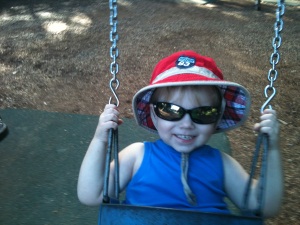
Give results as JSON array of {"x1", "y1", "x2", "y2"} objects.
[{"x1": 124, "y1": 139, "x2": 229, "y2": 214}]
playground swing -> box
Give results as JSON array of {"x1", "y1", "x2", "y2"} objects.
[{"x1": 98, "y1": 1, "x2": 285, "y2": 224}]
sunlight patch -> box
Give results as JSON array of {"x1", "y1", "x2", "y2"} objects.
[
  {"x1": 118, "y1": 0, "x2": 132, "y2": 6},
  {"x1": 37, "y1": 12, "x2": 53, "y2": 19},
  {"x1": 43, "y1": 21, "x2": 68, "y2": 34},
  {"x1": 68, "y1": 13, "x2": 92, "y2": 34},
  {"x1": 0, "y1": 63, "x2": 11, "y2": 73},
  {"x1": 1, "y1": 13, "x2": 33, "y2": 21},
  {"x1": 71, "y1": 14, "x2": 92, "y2": 26},
  {"x1": 178, "y1": 0, "x2": 218, "y2": 7},
  {"x1": 222, "y1": 11, "x2": 247, "y2": 21}
]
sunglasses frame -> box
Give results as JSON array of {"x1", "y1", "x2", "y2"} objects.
[{"x1": 152, "y1": 102, "x2": 221, "y2": 125}]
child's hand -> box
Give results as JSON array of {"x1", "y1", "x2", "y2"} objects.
[
  {"x1": 94, "y1": 104, "x2": 123, "y2": 142},
  {"x1": 253, "y1": 109, "x2": 279, "y2": 147}
]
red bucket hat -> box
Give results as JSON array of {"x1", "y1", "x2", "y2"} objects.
[{"x1": 132, "y1": 50, "x2": 251, "y2": 133}]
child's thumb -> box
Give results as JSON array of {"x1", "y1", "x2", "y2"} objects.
[
  {"x1": 118, "y1": 119, "x2": 124, "y2": 126},
  {"x1": 253, "y1": 123, "x2": 261, "y2": 132}
]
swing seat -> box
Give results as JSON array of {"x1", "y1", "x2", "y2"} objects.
[{"x1": 98, "y1": 204, "x2": 264, "y2": 225}]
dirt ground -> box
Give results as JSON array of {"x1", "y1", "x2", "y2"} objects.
[{"x1": 0, "y1": 0, "x2": 299, "y2": 224}]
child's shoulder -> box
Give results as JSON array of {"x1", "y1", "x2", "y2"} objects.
[
  {"x1": 120, "y1": 142, "x2": 145, "y2": 176},
  {"x1": 122, "y1": 142, "x2": 145, "y2": 155},
  {"x1": 220, "y1": 151, "x2": 244, "y2": 176}
]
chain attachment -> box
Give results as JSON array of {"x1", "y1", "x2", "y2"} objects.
[
  {"x1": 108, "y1": 0, "x2": 120, "y2": 106},
  {"x1": 261, "y1": 85, "x2": 276, "y2": 113},
  {"x1": 261, "y1": 0, "x2": 285, "y2": 113}
]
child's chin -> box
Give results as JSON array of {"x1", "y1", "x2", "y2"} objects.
[{"x1": 173, "y1": 147, "x2": 195, "y2": 154}]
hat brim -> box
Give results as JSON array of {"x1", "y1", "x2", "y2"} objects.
[{"x1": 132, "y1": 80, "x2": 251, "y2": 134}]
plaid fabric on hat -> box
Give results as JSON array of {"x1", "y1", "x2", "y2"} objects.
[
  {"x1": 132, "y1": 50, "x2": 251, "y2": 133},
  {"x1": 136, "y1": 89, "x2": 156, "y2": 131},
  {"x1": 217, "y1": 86, "x2": 248, "y2": 131}
]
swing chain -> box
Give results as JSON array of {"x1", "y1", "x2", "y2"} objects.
[
  {"x1": 109, "y1": 0, "x2": 120, "y2": 106},
  {"x1": 244, "y1": 1, "x2": 285, "y2": 216},
  {"x1": 103, "y1": 0, "x2": 120, "y2": 204},
  {"x1": 261, "y1": 0, "x2": 285, "y2": 113}
]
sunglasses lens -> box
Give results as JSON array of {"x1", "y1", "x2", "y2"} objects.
[
  {"x1": 155, "y1": 102, "x2": 184, "y2": 121},
  {"x1": 154, "y1": 102, "x2": 220, "y2": 124},
  {"x1": 190, "y1": 107, "x2": 219, "y2": 124}
]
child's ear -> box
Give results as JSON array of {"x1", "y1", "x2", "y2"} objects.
[{"x1": 150, "y1": 104, "x2": 158, "y2": 128}]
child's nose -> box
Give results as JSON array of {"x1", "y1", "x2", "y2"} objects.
[{"x1": 179, "y1": 113, "x2": 195, "y2": 128}]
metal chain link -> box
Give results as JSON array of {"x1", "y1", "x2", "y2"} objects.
[
  {"x1": 103, "y1": 1, "x2": 120, "y2": 203},
  {"x1": 261, "y1": 0, "x2": 285, "y2": 113},
  {"x1": 109, "y1": 0, "x2": 120, "y2": 106}
]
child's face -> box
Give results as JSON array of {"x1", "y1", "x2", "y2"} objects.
[{"x1": 150, "y1": 86, "x2": 221, "y2": 153}]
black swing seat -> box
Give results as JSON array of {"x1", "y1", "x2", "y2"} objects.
[{"x1": 98, "y1": 204, "x2": 264, "y2": 225}]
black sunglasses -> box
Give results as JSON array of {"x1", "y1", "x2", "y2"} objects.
[{"x1": 153, "y1": 102, "x2": 220, "y2": 124}]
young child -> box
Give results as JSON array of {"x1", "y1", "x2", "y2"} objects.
[{"x1": 77, "y1": 50, "x2": 283, "y2": 217}]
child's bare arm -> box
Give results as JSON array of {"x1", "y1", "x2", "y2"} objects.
[
  {"x1": 77, "y1": 104, "x2": 123, "y2": 206},
  {"x1": 253, "y1": 109, "x2": 283, "y2": 217},
  {"x1": 77, "y1": 104, "x2": 145, "y2": 206},
  {"x1": 223, "y1": 109, "x2": 283, "y2": 217}
]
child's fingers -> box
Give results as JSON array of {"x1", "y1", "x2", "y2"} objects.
[
  {"x1": 100, "y1": 115, "x2": 119, "y2": 130},
  {"x1": 254, "y1": 109, "x2": 279, "y2": 137},
  {"x1": 95, "y1": 105, "x2": 122, "y2": 140},
  {"x1": 103, "y1": 104, "x2": 119, "y2": 116},
  {"x1": 100, "y1": 104, "x2": 120, "y2": 123},
  {"x1": 261, "y1": 109, "x2": 276, "y2": 118},
  {"x1": 104, "y1": 103, "x2": 118, "y2": 111},
  {"x1": 118, "y1": 119, "x2": 123, "y2": 125},
  {"x1": 253, "y1": 122, "x2": 261, "y2": 132}
]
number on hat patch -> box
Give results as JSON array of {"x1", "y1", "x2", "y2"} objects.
[{"x1": 176, "y1": 56, "x2": 196, "y2": 69}]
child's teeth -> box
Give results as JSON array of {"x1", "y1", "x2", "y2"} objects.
[{"x1": 177, "y1": 135, "x2": 192, "y2": 140}]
